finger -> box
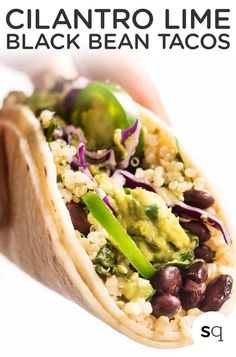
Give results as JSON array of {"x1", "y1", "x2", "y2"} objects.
[
  {"x1": 2, "y1": 51, "x2": 170, "y2": 124},
  {"x1": 1, "y1": 52, "x2": 78, "y2": 88},
  {"x1": 72, "y1": 52, "x2": 170, "y2": 124}
]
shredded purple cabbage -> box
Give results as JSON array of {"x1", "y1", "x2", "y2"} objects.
[
  {"x1": 172, "y1": 202, "x2": 231, "y2": 245},
  {"x1": 101, "y1": 195, "x2": 116, "y2": 213},
  {"x1": 53, "y1": 126, "x2": 64, "y2": 140},
  {"x1": 75, "y1": 144, "x2": 116, "y2": 213},
  {"x1": 119, "y1": 119, "x2": 141, "y2": 169},
  {"x1": 64, "y1": 125, "x2": 87, "y2": 145},
  {"x1": 112, "y1": 170, "x2": 156, "y2": 193},
  {"x1": 121, "y1": 119, "x2": 139, "y2": 144},
  {"x1": 77, "y1": 144, "x2": 95, "y2": 180},
  {"x1": 85, "y1": 149, "x2": 116, "y2": 167}
]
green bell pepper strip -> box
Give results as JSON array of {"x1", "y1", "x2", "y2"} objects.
[
  {"x1": 70, "y1": 81, "x2": 144, "y2": 156},
  {"x1": 82, "y1": 191, "x2": 156, "y2": 280}
]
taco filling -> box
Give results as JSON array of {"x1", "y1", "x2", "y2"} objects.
[{"x1": 5, "y1": 80, "x2": 234, "y2": 341}]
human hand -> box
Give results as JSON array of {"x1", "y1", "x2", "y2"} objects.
[{"x1": 2, "y1": 52, "x2": 170, "y2": 124}]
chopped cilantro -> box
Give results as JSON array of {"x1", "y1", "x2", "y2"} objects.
[{"x1": 145, "y1": 204, "x2": 158, "y2": 221}]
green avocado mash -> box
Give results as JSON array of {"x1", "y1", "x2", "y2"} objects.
[
  {"x1": 122, "y1": 275, "x2": 154, "y2": 301},
  {"x1": 95, "y1": 173, "x2": 198, "y2": 265}
]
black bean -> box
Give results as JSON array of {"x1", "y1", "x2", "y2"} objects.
[
  {"x1": 186, "y1": 261, "x2": 208, "y2": 283},
  {"x1": 151, "y1": 266, "x2": 182, "y2": 296},
  {"x1": 200, "y1": 275, "x2": 233, "y2": 312},
  {"x1": 180, "y1": 279, "x2": 206, "y2": 310},
  {"x1": 181, "y1": 220, "x2": 211, "y2": 242},
  {"x1": 151, "y1": 294, "x2": 181, "y2": 318},
  {"x1": 66, "y1": 202, "x2": 91, "y2": 235},
  {"x1": 184, "y1": 189, "x2": 215, "y2": 209},
  {"x1": 194, "y1": 245, "x2": 214, "y2": 262}
]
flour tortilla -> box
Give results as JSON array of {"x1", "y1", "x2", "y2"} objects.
[{"x1": 0, "y1": 104, "x2": 235, "y2": 348}]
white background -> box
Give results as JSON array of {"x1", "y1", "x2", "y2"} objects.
[{"x1": 0, "y1": 0, "x2": 236, "y2": 356}]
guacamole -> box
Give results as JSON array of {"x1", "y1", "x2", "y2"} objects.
[{"x1": 95, "y1": 173, "x2": 198, "y2": 265}]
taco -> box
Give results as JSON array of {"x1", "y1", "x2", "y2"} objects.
[{"x1": 0, "y1": 80, "x2": 235, "y2": 348}]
